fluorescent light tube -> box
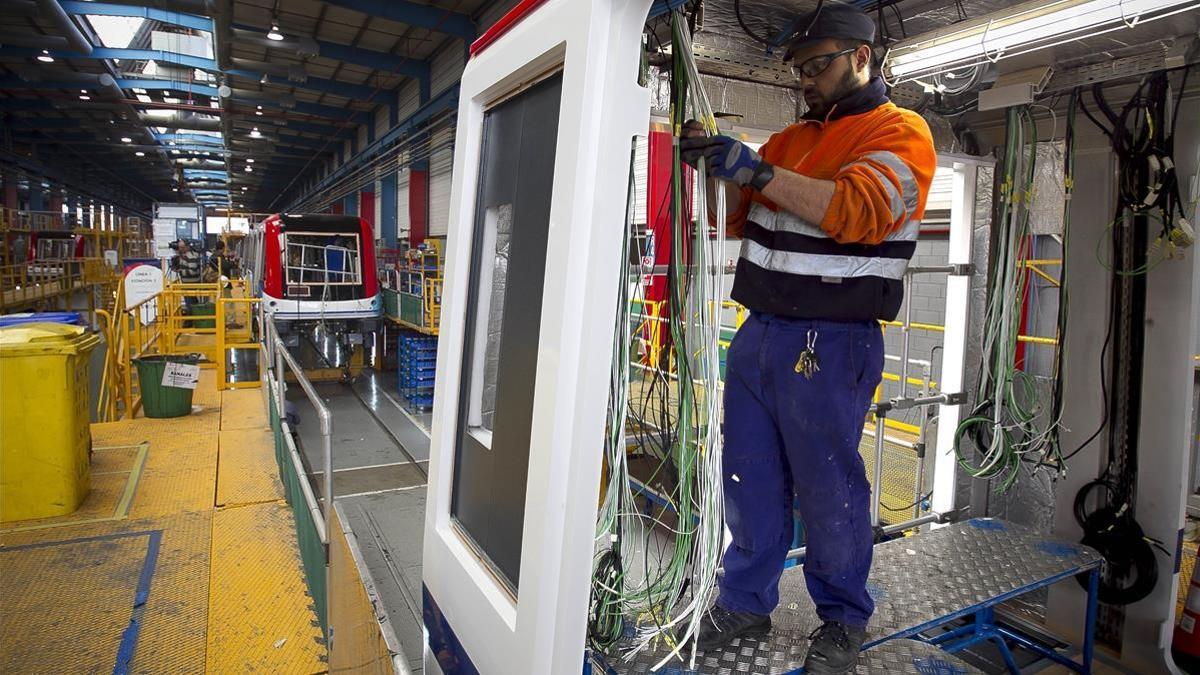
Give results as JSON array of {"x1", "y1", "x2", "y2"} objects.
[{"x1": 886, "y1": 0, "x2": 1198, "y2": 80}]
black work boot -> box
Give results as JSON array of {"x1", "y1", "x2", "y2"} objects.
[
  {"x1": 694, "y1": 604, "x2": 771, "y2": 651},
  {"x1": 804, "y1": 621, "x2": 867, "y2": 673}
]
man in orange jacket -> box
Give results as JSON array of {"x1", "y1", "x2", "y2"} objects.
[{"x1": 680, "y1": 2, "x2": 936, "y2": 672}]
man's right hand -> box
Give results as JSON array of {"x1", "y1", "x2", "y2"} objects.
[
  {"x1": 681, "y1": 119, "x2": 706, "y2": 139},
  {"x1": 680, "y1": 119, "x2": 717, "y2": 169}
]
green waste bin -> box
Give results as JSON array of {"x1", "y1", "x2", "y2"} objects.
[
  {"x1": 188, "y1": 302, "x2": 216, "y2": 329},
  {"x1": 134, "y1": 354, "x2": 200, "y2": 418}
]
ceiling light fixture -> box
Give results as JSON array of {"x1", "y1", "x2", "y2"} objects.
[
  {"x1": 250, "y1": 127, "x2": 261, "y2": 138},
  {"x1": 37, "y1": 50, "x2": 54, "y2": 63},
  {"x1": 267, "y1": 23, "x2": 285, "y2": 41},
  {"x1": 246, "y1": 158, "x2": 254, "y2": 163},
  {"x1": 79, "y1": 95, "x2": 91, "y2": 101},
  {"x1": 135, "y1": 151, "x2": 145, "y2": 157},
  {"x1": 120, "y1": 136, "x2": 132, "y2": 143},
  {"x1": 245, "y1": 166, "x2": 253, "y2": 172},
  {"x1": 885, "y1": 0, "x2": 1200, "y2": 82}
]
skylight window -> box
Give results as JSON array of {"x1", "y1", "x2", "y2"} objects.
[{"x1": 85, "y1": 15, "x2": 145, "y2": 48}]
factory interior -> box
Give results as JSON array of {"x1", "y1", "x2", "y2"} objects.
[{"x1": 0, "y1": 0, "x2": 1198, "y2": 673}]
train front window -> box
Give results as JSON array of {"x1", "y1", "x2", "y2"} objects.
[{"x1": 282, "y1": 232, "x2": 363, "y2": 286}]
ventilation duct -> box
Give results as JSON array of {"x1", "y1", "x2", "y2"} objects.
[
  {"x1": 140, "y1": 113, "x2": 223, "y2": 132},
  {"x1": 230, "y1": 58, "x2": 307, "y2": 82},
  {"x1": 36, "y1": 0, "x2": 92, "y2": 55}
]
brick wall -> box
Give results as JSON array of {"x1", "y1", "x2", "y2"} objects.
[{"x1": 881, "y1": 236, "x2": 950, "y2": 408}]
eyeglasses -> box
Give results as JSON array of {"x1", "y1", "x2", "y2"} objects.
[{"x1": 791, "y1": 47, "x2": 857, "y2": 79}]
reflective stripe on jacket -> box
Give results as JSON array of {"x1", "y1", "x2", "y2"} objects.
[{"x1": 728, "y1": 78, "x2": 937, "y2": 321}]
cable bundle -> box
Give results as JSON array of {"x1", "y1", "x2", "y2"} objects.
[
  {"x1": 1065, "y1": 68, "x2": 1192, "y2": 606},
  {"x1": 954, "y1": 104, "x2": 1069, "y2": 491},
  {"x1": 588, "y1": 10, "x2": 727, "y2": 672}
]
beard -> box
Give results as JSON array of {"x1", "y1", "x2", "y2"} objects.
[{"x1": 804, "y1": 68, "x2": 864, "y2": 118}]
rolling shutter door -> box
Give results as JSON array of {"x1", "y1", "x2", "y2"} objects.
[{"x1": 428, "y1": 141, "x2": 454, "y2": 237}]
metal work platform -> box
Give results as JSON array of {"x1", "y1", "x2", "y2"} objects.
[
  {"x1": 0, "y1": 373, "x2": 324, "y2": 673},
  {"x1": 602, "y1": 519, "x2": 1102, "y2": 675}
]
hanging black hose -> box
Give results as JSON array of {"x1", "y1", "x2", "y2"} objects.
[{"x1": 1068, "y1": 69, "x2": 1190, "y2": 607}]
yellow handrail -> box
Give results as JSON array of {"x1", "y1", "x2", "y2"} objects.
[{"x1": 216, "y1": 288, "x2": 261, "y2": 391}]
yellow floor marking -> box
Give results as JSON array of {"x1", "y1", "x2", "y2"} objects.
[
  {"x1": 216, "y1": 429, "x2": 284, "y2": 507},
  {"x1": 207, "y1": 501, "x2": 325, "y2": 674},
  {"x1": 0, "y1": 442, "x2": 150, "y2": 533}
]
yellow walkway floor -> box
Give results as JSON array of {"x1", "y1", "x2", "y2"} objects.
[{"x1": 0, "y1": 370, "x2": 326, "y2": 674}]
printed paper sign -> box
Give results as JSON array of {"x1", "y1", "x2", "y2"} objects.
[
  {"x1": 124, "y1": 264, "x2": 164, "y2": 326},
  {"x1": 161, "y1": 361, "x2": 201, "y2": 389}
]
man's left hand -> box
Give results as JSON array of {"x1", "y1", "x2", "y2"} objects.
[{"x1": 680, "y1": 135, "x2": 772, "y2": 189}]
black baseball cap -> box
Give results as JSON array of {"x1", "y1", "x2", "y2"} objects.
[{"x1": 783, "y1": 1, "x2": 876, "y2": 62}]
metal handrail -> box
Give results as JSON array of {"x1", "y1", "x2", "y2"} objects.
[{"x1": 265, "y1": 317, "x2": 332, "y2": 549}]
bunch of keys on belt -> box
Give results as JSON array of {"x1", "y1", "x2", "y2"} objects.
[{"x1": 795, "y1": 329, "x2": 820, "y2": 379}]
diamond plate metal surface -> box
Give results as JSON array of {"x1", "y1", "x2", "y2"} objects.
[
  {"x1": 1, "y1": 370, "x2": 325, "y2": 673},
  {"x1": 858, "y1": 639, "x2": 982, "y2": 674},
  {"x1": 207, "y1": 501, "x2": 326, "y2": 674},
  {"x1": 0, "y1": 532, "x2": 148, "y2": 672},
  {"x1": 608, "y1": 519, "x2": 1100, "y2": 674},
  {"x1": 216, "y1": 429, "x2": 284, "y2": 506},
  {"x1": 220, "y1": 388, "x2": 269, "y2": 430},
  {"x1": 858, "y1": 424, "x2": 921, "y2": 526}
]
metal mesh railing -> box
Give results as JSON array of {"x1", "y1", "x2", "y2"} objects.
[{"x1": 284, "y1": 235, "x2": 362, "y2": 287}]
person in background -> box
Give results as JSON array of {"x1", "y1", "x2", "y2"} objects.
[
  {"x1": 172, "y1": 238, "x2": 203, "y2": 284},
  {"x1": 171, "y1": 238, "x2": 204, "y2": 309},
  {"x1": 207, "y1": 240, "x2": 240, "y2": 280}
]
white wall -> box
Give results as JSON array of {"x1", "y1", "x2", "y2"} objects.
[
  {"x1": 1018, "y1": 94, "x2": 1200, "y2": 671},
  {"x1": 397, "y1": 168, "x2": 411, "y2": 242}
]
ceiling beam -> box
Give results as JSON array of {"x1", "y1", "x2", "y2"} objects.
[
  {"x1": 59, "y1": 1, "x2": 213, "y2": 32},
  {"x1": 317, "y1": 0, "x2": 475, "y2": 42}
]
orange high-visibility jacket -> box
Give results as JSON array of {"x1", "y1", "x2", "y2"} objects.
[{"x1": 727, "y1": 81, "x2": 937, "y2": 322}]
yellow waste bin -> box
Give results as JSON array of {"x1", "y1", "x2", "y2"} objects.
[{"x1": 0, "y1": 322, "x2": 100, "y2": 522}]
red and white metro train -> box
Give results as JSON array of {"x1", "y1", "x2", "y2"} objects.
[{"x1": 244, "y1": 213, "x2": 381, "y2": 330}]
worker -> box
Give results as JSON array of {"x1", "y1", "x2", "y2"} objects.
[
  {"x1": 170, "y1": 238, "x2": 204, "y2": 309},
  {"x1": 680, "y1": 2, "x2": 937, "y2": 672},
  {"x1": 207, "y1": 240, "x2": 240, "y2": 280},
  {"x1": 171, "y1": 239, "x2": 203, "y2": 283}
]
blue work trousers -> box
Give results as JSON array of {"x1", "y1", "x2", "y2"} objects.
[{"x1": 718, "y1": 312, "x2": 883, "y2": 628}]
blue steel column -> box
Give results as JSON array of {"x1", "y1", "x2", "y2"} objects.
[
  {"x1": 344, "y1": 194, "x2": 357, "y2": 216},
  {"x1": 379, "y1": 172, "x2": 397, "y2": 246}
]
